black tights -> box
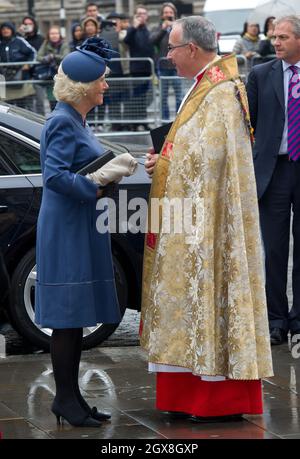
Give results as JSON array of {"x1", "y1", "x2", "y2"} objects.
[{"x1": 50, "y1": 328, "x2": 90, "y2": 417}]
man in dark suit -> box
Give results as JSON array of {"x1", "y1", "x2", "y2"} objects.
[{"x1": 247, "y1": 15, "x2": 300, "y2": 347}]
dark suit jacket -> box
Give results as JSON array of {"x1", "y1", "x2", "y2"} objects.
[{"x1": 246, "y1": 59, "x2": 286, "y2": 199}]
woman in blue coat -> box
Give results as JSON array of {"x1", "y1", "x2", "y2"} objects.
[{"x1": 35, "y1": 38, "x2": 121, "y2": 427}]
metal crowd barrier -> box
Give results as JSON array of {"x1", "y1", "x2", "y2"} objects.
[
  {"x1": 0, "y1": 56, "x2": 256, "y2": 129},
  {"x1": 235, "y1": 54, "x2": 249, "y2": 83}
]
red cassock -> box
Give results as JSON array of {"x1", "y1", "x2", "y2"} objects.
[
  {"x1": 156, "y1": 373, "x2": 263, "y2": 417},
  {"x1": 140, "y1": 320, "x2": 263, "y2": 417}
]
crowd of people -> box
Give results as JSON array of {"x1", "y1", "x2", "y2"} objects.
[
  {"x1": 0, "y1": 2, "x2": 184, "y2": 130},
  {"x1": 0, "y1": 3, "x2": 279, "y2": 129},
  {"x1": 233, "y1": 16, "x2": 276, "y2": 66}
]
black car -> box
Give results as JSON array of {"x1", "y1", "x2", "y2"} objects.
[{"x1": 0, "y1": 103, "x2": 151, "y2": 349}]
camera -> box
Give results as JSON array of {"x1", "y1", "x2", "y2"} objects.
[
  {"x1": 101, "y1": 20, "x2": 117, "y2": 29},
  {"x1": 166, "y1": 16, "x2": 174, "y2": 21},
  {"x1": 22, "y1": 24, "x2": 33, "y2": 33}
]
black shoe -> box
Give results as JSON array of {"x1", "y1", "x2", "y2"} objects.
[
  {"x1": 270, "y1": 328, "x2": 288, "y2": 345},
  {"x1": 90, "y1": 406, "x2": 111, "y2": 421},
  {"x1": 76, "y1": 395, "x2": 111, "y2": 421},
  {"x1": 191, "y1": 414, "x2": 244, "y2": 423},
  {"x1": 164, "y1": 411, "x2": 190, "y2": 420},
  {"x1": 51, "y1": 399, "x2": 102, "y2": 427}
]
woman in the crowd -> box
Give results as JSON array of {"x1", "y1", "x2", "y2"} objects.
[
  {"x1": 259, "y1": 16, "x2": 276, "y2": 58},
  {"x1": 81, "y1": 16, "x2": 100, "y2": 39},
  {"x1": 19, "y1": 15, "x2": 46, "y2": 114},
  {"x1": 36, "y1": 26, "x2": 69, "y2": 110},
  {"x1": 233, "y1": 22, "x2": 261, "y2": 63},
  {"x1": 69, "y1": 22, "x2": 84, "y2": 52}
]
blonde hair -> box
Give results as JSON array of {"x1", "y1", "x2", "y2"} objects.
[{"x1": 53, "y1": 65, "x2": 96, "y2": 104}]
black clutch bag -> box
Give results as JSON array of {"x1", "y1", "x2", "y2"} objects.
[
  {"x1": 77, "y1": 150, "x2": 115, "y2": 175},
  {"x1": 150, "y1": 122, "x2": 172, "y2": 153}
]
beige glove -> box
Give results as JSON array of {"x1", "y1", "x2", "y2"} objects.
[{"x1": 87, "y1": 153, "x2": 138, "y2": 186}]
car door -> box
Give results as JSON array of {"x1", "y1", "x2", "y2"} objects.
[{"x1": 0, "y1": 129, "x2": 37, "y2": 254}]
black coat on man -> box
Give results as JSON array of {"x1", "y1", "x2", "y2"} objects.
[{"x1": 247, "y1": 58, "x2": 300, "y2": 338}]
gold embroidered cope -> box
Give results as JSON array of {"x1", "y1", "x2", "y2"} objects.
[{"x1": 141, "y1": 55, "x2": 274, "y2": 380}]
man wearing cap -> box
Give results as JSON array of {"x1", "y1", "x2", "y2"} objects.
[
  {"x1": 35, "y1": 38, "x2": 121, "y2": 428},
  {"x1": 123, "y1": 4, "x2": 154, "y2": 130},
  {"x1": 0, "y1": 21, "x2": 36, "y2": 108},
  {"x1": 98, "y1": 12, "x2": 125, "y2": 130}
]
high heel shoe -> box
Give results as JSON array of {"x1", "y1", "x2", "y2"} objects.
[
  {"x1": 51, "y1": 399, "x2": 102, "y2": 427},
  {"x1": 76, "y1": 392, "x2": 111, "y2": 421},
  {"x1": 90, "y1": 406, "x2": 111, "y2": 421}
]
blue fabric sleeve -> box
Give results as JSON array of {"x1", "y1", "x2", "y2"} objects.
[
  {"x1": 43, "y1": 115, "x2": 99, "y2": 201},
  {"x1": 19, "y1": 37, "x2": 36, "y2": 61}
]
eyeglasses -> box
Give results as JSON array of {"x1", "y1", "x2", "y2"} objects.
[{"x1": 167, "y1": 43, "x2": 190, "y2": 52}]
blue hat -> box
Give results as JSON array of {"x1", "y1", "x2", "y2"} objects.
[{"x1": 61, "y1": 37, "x2": 119, "y2": 83}]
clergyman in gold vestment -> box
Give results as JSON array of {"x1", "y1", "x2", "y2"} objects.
[{"x1": 141, "y1": 16, "x2": 273, "y2": 421}]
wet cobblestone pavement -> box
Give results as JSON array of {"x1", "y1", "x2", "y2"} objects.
[
  {"x1": 0, "y1": 341, "x2": 300, "y2": 439},
  {"x1": 0, "y1": 216, "x2": 298, "y2": 439}
]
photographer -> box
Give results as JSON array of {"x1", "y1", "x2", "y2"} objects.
[
  {"x1": 99, "y1": 13, "x2": 124, "y2": 129},
  {"x1": 150, "y1": 3, "x2": 182, "y2": 121},
  {"x1": 19, "y1": 16, "x2": 45, "y2": 115},
  {"x1": 19, "y1": 16, "x2": 44, "y2": 52},
  {"x1": 123, "y1": 4, "x2": 154, "y2": 130}
]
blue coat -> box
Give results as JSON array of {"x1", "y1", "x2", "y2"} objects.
[{"x1": 35, "y1": 102, "x2": 121, "y2": 329}]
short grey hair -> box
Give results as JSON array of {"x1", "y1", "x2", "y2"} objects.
[
  {"x1": 53, "y1": 64, "x2": 109, "y2": 104},
  {"x1": 273, "y1": 15, "x2": 300, "y2": 38},
  {"x1": 174, "y1": 16, "x2": 218, "y2": 52}
]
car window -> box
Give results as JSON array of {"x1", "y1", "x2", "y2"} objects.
[
  {"x1": 0, "y1": 157, "x2": 11, "y2": 175},
  {"x1": 0, "y1": 133, "x2": 41, "y2": 174}
]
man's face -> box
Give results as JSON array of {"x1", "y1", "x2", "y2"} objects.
[
  {"x1": 120, "y1": 19, "x2": 130, "y2": 30},
  {"x1": 136, "y1": 8, "x2": 148, "y2": 25},
  {"x1": 86, "y1": 5, "x2": 98, "y2": 18},
  {"x1": 162, "y1": 6, "x2": 175, "y2": 21},
  {"x1": 273, "y1": 21, "x2": 300, "y2": 63},
  {"x1": 167, "y1": 24, "x2": 191, "y2": 78},
  {"x1": 23, "y1": 19, "x2": 34, "y2": 34}
]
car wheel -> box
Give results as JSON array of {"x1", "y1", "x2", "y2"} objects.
[{"x1": 8, "y1": 248, "x2": 127, "y2": 351}]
